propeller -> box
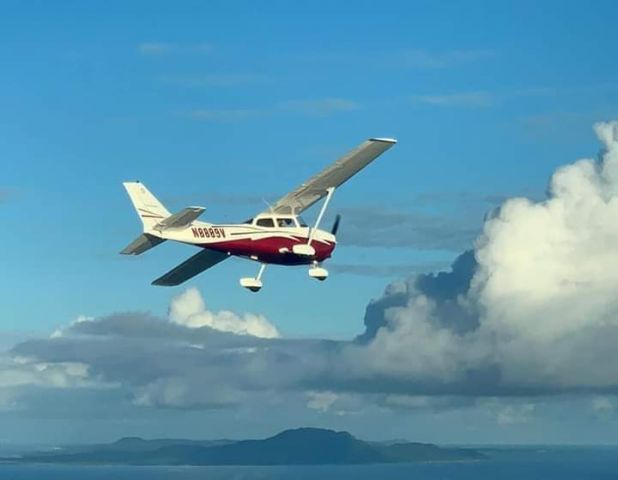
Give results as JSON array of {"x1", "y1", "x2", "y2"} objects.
[{"x1": 330, "y1": 214, "x2": 341, "y2": 235}]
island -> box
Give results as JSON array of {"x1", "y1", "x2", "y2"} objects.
[{"x1": 11, "y1": 428, "x2": 485, "y2": 465}]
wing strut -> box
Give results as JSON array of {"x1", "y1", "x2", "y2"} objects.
[
  {"x1": 293, "y1": 187, "x2": 335, "y2": 257},
  {"x1": 308, "y1": 187, "x2": 335, "y2": 245}
]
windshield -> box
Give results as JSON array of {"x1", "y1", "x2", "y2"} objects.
[{"x1": 297, "y1": 216, "x2": 308, "y2": 227}]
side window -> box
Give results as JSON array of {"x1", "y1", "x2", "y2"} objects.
[
  {"x1": 256, "y1": 218, "x2": 275, "y2": 228},
  {"x1": 277, "y1": 218, "x2": 295, "y2": 227}
]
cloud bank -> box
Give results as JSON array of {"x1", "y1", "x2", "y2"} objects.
[{"x1": 5, "y1": 121, "x2": 618, "y2": 414}]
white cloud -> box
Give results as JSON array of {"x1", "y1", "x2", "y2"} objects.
[
  {"x1": 344, "y1": 121, "x2": 618, "y2": 394},
  {"x1": 492, "y1": 402, "x2": 536, "y2": 426},
  {"x1": 169, "y1": 287, "x2": 280, "y2": 339},
  {"x1": 133, "y1": 377, "x2": 242, "y2": 409},
  {"x1": 277, "y1": 98, "x2": 361, "y2": 116},
  {"x1": 306, "y1": 391, "x2": 339, "y2": 412},
  {"x1": 50, "y1": 314, "x2": 93, "y2": 339},
  {"x1": 189, "y1": 108, "x2": 262, "y2": 122},
  {"x1": 410, "y1": 91, "x2": 495, "y2": 108},
  {"x1": 161, "y1": 73, "x2": 270, "y2": 88},
  {"x1": 189, "y1": 97, "x2": 360, "y2": 122},
  {"x1": 382, "y1": 395, "x2": 438, "y2": 409},
  {"x1": 0, "y1": 356, "x2": 90, "y2": 391},
  {"x1": 137, "y1": 42, "x2": 213, "y2": 55},
  {"x1": 591, "y1": 396, "x2": 616, "y2": 415},
  {"x1": 138, "y1": 42, "x2": 174, "y2": 55}
]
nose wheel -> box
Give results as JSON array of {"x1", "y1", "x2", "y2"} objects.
[{"x1": 240, "y1": 263, "x2": 266, "y2": 292}]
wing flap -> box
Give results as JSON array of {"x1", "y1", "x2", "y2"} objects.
[
  {"x1": 152, "y1": 248, "x2": 229, "y2": 286},
  {"x1": 269, "y1": 138, "x2": 396, "y2": 215}
]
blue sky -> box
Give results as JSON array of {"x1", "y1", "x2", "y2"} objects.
[
  {"x1": 3, "y1": 1, "x2": 618, "y2": 444},
  {"x1": 4, "y1": 0, "x2": 618, "y2": 335}
]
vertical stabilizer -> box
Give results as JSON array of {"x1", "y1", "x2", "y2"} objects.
[{"x1": 123, "y1": 181, "x2": 171, "y2": 231}]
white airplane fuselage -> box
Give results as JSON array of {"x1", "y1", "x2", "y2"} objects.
[{"x1": 157, "y1": 221, "x2": 337, "y2": 266}]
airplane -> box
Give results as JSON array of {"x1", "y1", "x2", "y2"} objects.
[{"x1": 121, "y1": 137, "x2": 397, "y2": 292}]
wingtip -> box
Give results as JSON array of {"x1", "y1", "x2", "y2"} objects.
[{"x1": 370, "y1": 137, "x2": 397, "y2": 144}]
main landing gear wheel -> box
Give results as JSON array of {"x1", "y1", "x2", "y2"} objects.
[
  {"x1": 240, "y1": 263, "x2": 266, "y2": 292},
  {"x1": 309, "y1": 262, "x2": 328, "y2": 281}
]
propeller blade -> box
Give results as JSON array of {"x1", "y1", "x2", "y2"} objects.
[{"x1": 331, "y1": 214, "x2": 341, "y2": 235}]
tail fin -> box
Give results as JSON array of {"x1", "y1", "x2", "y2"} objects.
[
  {"x1": 123, "y1": 181, "x2": 171, "y2": 232},
  {"x1": 121, "y1": 181, "x2": 170, "y2": 255}
]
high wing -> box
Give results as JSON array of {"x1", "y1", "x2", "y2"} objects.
[
  {"x1": 266, "y1": 137, "x2": 396, "y2": 215},
  {"x1": 152, "y1": 248, "x2": 229, "y2": 286}
]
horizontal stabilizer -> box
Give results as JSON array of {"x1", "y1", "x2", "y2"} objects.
[
  {"x1": 152, "y1": 248, "x2": 229, "y2": 286},
  {"x1": 120, "y1": 233, "x2": 166, "y2": 255},
  {"x1": 155, "y1": 207, "x2": 205, "y2": 231}
]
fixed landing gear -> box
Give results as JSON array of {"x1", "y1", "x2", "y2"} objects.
[
  {"x1": 309, "y1": 261, "x2": 328, "y2": 281},
  {"x1": 240, "y1": 263, "x2": 266, "y2": 292},
  {"x1": 240, "y1": 262, "x2": 329, "y2": 292}
]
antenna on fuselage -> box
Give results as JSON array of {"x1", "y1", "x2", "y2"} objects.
[{"x1": 262, "y1": 198, "x2": 275, "y2": 213}]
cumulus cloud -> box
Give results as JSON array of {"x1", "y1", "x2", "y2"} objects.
[
  {"x1": 169, "y1": 288, "x2": 280, "y2": 338},
  {"x1": 340, "y1": 121, "x2": 618, "y2": 395}
]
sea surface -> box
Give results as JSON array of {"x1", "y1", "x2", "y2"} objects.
[{"x1": 1, "y1": 447, "x2": 617, "y2": 479}]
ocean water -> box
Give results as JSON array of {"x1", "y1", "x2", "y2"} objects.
[{"x1": 1, "y1": 448, "x2": 617, "y2": 480}]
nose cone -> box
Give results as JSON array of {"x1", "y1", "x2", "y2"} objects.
[{"x1": 313, "y1": 230, "x2": 336, "y2": 261}]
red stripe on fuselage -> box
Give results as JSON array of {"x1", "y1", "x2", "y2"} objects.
[{"x1": 202, "y1": 236, "x2": 335, "y2": 265}]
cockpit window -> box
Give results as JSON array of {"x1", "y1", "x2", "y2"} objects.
[
  {"x1": 297, "y1": 216, "x2": 308, "y2": 227},
  {"x1": 256, "y1": 218, "x2": 275, "y2": 228},
  {"x1": 243, "y1": 218, "x2": 253, "y2": 224}
]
